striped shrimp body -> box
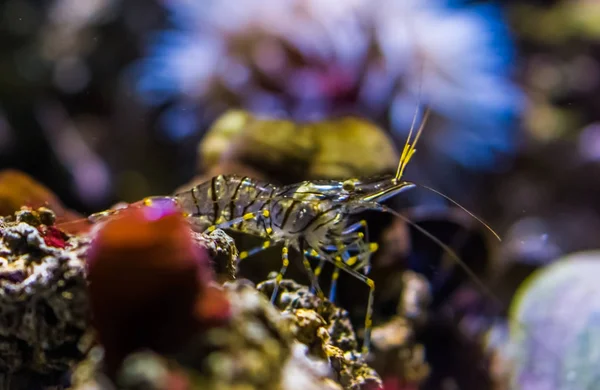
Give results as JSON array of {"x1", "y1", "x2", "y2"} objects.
[
  {"x1": 126, "y1": 110, "x2": 433, "y2": 355},
  {"x1": 172, "y1": 175, "x2": 278, "y2": 234},
  {"x1": 138, "y1": 174, "x2": 394, "y2": 354},
  {"x1": 165, "y1": 154, "x2": 422, "y2": 352},
  {"x1": 86, "y1": 107, "x2": 478, "y2": 355},
  {"x1": 276, "y1": 177, "x2": 416, "y2": 287},
  {"x1": 170, "y1": 175, "x2": 378, "y2": 296},
  {"x1": 172, "y1": 174, "x2": 415, "y2": 286}
]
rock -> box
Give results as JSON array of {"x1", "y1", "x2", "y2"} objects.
[
  {"x1": 70, "y1": 280, "x2": 343, "y2": 390},
  {"x1": 0, "y1": 207, "x2": 91, "y2": 389},
  {"x1": 258, "y1": 279, "x2": 383, "y2": 390},
  {"x1": 198, "y1": 110, "x2": 254, "y2": 172},
  {"x1": 306, "y1": 117, "x2": 399, "y2": 180},
  {"x1": 197, "y1": 111, "x2": 399, "y2": 184}
]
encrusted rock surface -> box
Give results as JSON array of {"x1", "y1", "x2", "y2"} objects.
[
  {"x1": 0, "y1": 206, "x2": 242, "y2": 389},
  {"x1": 258, "y1": 279, "x2": 383, "y2": 390},
  {"x1": 0, "y1": 207, "x2": 91, "y2": 387},
  {"x1": 192, "y1": 229, "x2": 239, "y2": 281},
  {"x1": 71, "y1": 280, "x2": 344, "y2": 390},
  {"x1": 198, "y1": 110, "x2": 400, "y2": 184},
  {"x1": 0, "y1": 205, "x2": 382, "y2": 390}
]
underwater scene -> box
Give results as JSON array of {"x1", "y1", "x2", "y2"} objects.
[{"x1": 1, "y1": 0, "x2": 600, "y2": 389}]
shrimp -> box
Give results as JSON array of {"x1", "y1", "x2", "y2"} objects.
[
  {"x1": 147, "y1": 105, "x2": 502, "y2": 355},
  {"x1": 75, "y1": 104, "x2": 499, "y2": 356}
]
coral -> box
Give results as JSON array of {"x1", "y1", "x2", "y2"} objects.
[
  {"x1": 258, "y1": 278, "x2": 383, "y2": 390},
  {"x1": 0, "y1": 199, "x2": 240, "y2": 389},
  {"x1": 0, "y1": 207, "x2": 91, "y2": 387},
  {"x1": 0, "y1": 175, "x2": 384, "y2": 390},
  {"x1": 85, "y1": 200, "x2": 231, "y2": 378},
  {"x1": 70, "y1": 280, "x2": 344, "y2": 390}
]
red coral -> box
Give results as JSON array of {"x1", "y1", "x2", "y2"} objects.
[
  {"x1": 37, "y1": 226, "x2": 68, "y2": 249},
  {"x1": 86, "y1": 200, "x2": 231, "y2": 377}
]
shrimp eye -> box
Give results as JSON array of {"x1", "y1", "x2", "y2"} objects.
[{"x1": 342, "y1": 179, "x2": 356, "y2": 191}]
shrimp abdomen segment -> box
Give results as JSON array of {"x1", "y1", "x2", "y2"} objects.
[{"x1": 174, "y1": 175, "x2": 277, "y2": 234}]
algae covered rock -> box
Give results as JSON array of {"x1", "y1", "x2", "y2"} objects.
[
  {"x1": 0, "y1": 207, "x2": 91, "y2": 387},
  {"x1": 306, "y1": 117, "x2": 399, "y2": 180},
  {"x1": 197, "y1": 110, "x2": 400, "y2": 183},
  {"x1": 258, "y1": 278, "x2": 383, "y2": 390},
  {"x1": 71, "y1": 280, "x2": 344, "y2": 390}
]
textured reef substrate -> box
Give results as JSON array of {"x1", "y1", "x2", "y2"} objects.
[
  {"x1": 0, "y1": 206, "x2": 383, "y2": 390},
  {"x1": 0, "y1": 207, "x2": 91, "y2": 389}
]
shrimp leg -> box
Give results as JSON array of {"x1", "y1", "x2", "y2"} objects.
[
  {"x1": 271, "y1": 244, "x2": 291, "y2": 303},
  {"x1": 205, "y1": 209, "x2": 270, "y2": 233},
  {"x1": 314, "y1": 248, "x2": 376, "y2": 355},
  {"x1": 239, "y1": 240, "x2": 324, "y2": 298}
]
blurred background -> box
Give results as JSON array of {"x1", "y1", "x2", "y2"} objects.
[
  {"x1": 2, "y1": 0, "x2": 600, "y2": 388},
  {"x1": 3, "y1": 0, "x2": 600, "y2": 239}
]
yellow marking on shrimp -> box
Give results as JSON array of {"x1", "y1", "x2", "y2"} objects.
[
  {"x1": 243, "y1": 212, "x2": 255, "y2": 220},
  {"x1": 396, "y1": 108, "x2": 431, "y2": 181},
  {"x1": 369, "y1": 243, "x2": 378, "y2": 252},
  {"x1": 239, "y1": 251, "x2": 249, "y2": 259},
  {"x1": 332, "y1": 268, "x2": 340, "y2": 280},
  {"x1": 262, "y1": 241, "x2": 271, "y2": 249}
]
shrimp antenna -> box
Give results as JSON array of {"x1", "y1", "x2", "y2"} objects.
[
  {"x1": 369, "y1": 202, "x2": 560, "y2": 365},
  {"x1": 412, "y1": 183, "x2": 502, "y2": 242},
  {"x1": 396, "y1": 56, "x2": 429, "y2": 182},
  {"x1": 396, "y1": 108, "x2": 430, "y2": 182},
  {"x1": 374, "y1": 203, "x2": 504, "y2": 308},
  {"x1": 398, "y1": 102, "x2": 421, "y2": 180}
]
